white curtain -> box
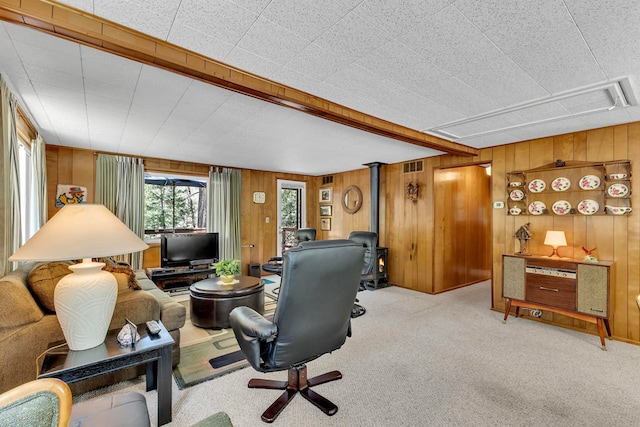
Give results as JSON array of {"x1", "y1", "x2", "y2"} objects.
[
  {"x1": 96, "y1": 154, "x2": 145, "y2": 269},
  {"x1": 0, "y1": 78, "x2": 21, "y2": 276},
  {"x1": 30, "y1": 134, "x2": 47, "y2": 233},
  {"x1": 208, "y1": 167, "x2": 241, "y2": 260}
]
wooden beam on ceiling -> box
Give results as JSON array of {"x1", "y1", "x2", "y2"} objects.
[{"x1": 0, "y1": 0, "x2": 479, "y2": 157}]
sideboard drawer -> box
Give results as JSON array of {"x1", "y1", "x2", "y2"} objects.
[{"x1": 526, "y1": 274, "x2": 576, "y2": 311}]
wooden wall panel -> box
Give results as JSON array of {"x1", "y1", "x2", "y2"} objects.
[{"x1": 44, "y1": 121, "x2": 640, "y2": 345}]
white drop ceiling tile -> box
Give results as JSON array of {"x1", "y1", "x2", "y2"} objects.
[
  {"x1": 55, "y1": 0, "x2": 94, "y2": 13},
  {"x1": 591, "y1": 43, "x2": 640, "y2": 82},
  {"x1": 84, "y1": 79, "x2": 135, "y2": 105},
  {"x1": 228, "y1": 0, "x2": 271, "y2": 15},
  {"x1": 559, "y1": 90, "x2": 613, "y2": 114},
  {"x1": 6, "y1": 24, "x2": 80, "y2": 58},
  {"x1": 31, "y1": 83, "x2": 85, "y2": 107},
  {"x1": 173, "y1": 0, "x2": 258, "y2": 46},
  {"x1": 261, "y1": 0, "x2": 352, "y2": 41},
  {"x1": 94, "y1": 0, "x2": 175, "y2": 40},
  {"x1": 314, "y1": 12, "x2": 392, "y2": 59},
  {"x1": 137, "y1": 65, "x2": 192, "y2": 100},
  {"x1": 284, "y1": 43, "x2": 353, "y2": 80},
  {"x1": 416, "y1": 76, "x2": 502, "y2": 117},
  {"x1": 324, "y1": 63, "x2": 383, "y2": 102},
  {"x1": 564, "y1": 0, "x2": 640, "y2": 51},
  {"x1": 12, "y1": 41, "x2": 81, "y2": 79},
  {"x1": 224, "y1": 47, "x2": 283, "y2": 78},
  {"x1": 353, "y1": 0, "x2": 452, "y2": 38},
  {"x1": 235, "y1": 17, "x2": 310, "y2": 66},
  {"x1": 167, "y1": 25, "x2": 234, "y2": 62},
  {"x1": 512, "y1": 101, "x2": 571, "y2": 123},
  {"x1": 457, "y1": 132, "x2": 519, "y2": 148},
  {"x1": 80, "y1": 46, "x2": 142, "y2": 87}
]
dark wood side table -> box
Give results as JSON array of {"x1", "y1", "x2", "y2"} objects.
[
  {"x1": 190, "y1": 276, "x2": 264, "y2": 329},
  {"x1": 39, "y1": 321, "x2": 175, "y2": 425}
]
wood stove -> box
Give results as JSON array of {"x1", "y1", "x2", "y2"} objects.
[{"x1": 367, "y1": 247, "x2": 388, "y2": 289}]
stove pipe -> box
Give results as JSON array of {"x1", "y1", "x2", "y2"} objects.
[{"x1": 364, "y1": 162, "x2": 385, "y2": 234}]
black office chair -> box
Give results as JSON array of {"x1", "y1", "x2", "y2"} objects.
[
  {"x1": 347, "y1": 231, "x2": 378, "y2": 318},
  {"x1": 230, "y1": 240, "x2": 364, "y2": 423},
  {"x1": 261, "y1": 228, "x2": 316, "y2": 277}
]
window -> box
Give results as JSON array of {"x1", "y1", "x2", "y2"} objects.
[
  {"x1": 17, "y1": 141, "x2": 36, "y2": 243},
  {"x1": 144, "y1": 173, "x2": 208, "y2": 239},
  {"x1": 276, "y1": 180, "x2": 306, "y2": 255}
]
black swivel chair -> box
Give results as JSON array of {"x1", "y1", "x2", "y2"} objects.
[
  {"x1": 347, "y1": 231, "x2": 378, "y2": 318},
  {"x1": 347, "y1": 231, "x2": 378, "y2": 289},
  {"x1": 261, "y1": 228, "x2": 316, "y2": 277},
  {"x1": 229, "y1": 240, "x2": 364, "y2": 423}
]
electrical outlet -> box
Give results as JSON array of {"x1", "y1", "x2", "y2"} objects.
[{"x1": 265, "y1": 217, "x2": 270, "y2": 223}]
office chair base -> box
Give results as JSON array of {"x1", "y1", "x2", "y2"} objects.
[{"x1": 248, "y1": 366, "x2": 341, "y2": 423}]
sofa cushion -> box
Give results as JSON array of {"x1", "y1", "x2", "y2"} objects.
[
  {"x1": 0, "y1": 269, "x2": 44, "y2": 331},
  {"x1": 27, "y1": 261, "x2": 73, "y2": 312}
]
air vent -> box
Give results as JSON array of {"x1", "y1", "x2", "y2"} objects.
[
  {"x1": 403, "y1": 160, "x2": 423, "y2": 173},
  {"x1": 322, "y1": 176, "x2": 334, "y2": 185},
  {"x1": 426, "y1": 78, "x2": 636, "y2": 141}
]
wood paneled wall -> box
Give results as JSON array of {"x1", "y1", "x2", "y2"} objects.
[
  {"x1": 45, "y1": 121, "x2": 640, "y2": 344},
  {"x1": 377, "y1": 123, "x2": 640, "y2": 343}
]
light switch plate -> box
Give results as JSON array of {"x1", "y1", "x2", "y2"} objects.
[
  {"x1": 494, "y1": 201, "x2": 504, "y2": 209},
  {"x1": 253, "y1": 191, "x2": 265, "y2": 204}
]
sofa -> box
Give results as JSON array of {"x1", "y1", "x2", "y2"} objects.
[{"x1": 0, "y1": 262, "x2": 186, "y2": 394}]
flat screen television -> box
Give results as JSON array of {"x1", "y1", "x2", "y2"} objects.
[{"x1": 160, "y1": 232, "x2": 219, "y2": 268}]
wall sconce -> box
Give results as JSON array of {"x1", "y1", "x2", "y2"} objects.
[
  {"x1": 544, "y1": 230, "x2": 567, "y2": 258},
  {"x1": 406, "y1": 182, "x2": 419, "y2": 202}
]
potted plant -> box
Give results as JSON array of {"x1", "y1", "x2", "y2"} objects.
[{"x1": 214, "y1": 259, "x2": 241, "y2": 284}]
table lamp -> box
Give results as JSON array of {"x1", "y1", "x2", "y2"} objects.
[
  {"x1": 544, "y1": 230, "x2": 567, "y2": 258},
  {"x1": 9, "y1": 204, "x2": 148, "y2": 350}
]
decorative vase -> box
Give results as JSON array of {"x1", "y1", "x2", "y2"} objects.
[{"x1": 220, "y1": 274, "x2": 235, "y2": 284}]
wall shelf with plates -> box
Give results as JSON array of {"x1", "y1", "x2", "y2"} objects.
[{"x1": 506, "y1": 160, "x2": 632, "y2": 216}]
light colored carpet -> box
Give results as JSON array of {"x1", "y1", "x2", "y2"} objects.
[{"x1": 77, "y1": 279, "x2": 640, "y2": 426}]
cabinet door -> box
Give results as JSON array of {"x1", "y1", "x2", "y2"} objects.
[
  {"x1": 503, "y1": 256, "x2": 525, "y2": 300},
  {"x1": 576, "y1": 264, "x2": 608, "y2": 317}
]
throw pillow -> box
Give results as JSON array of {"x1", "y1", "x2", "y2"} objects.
[
  {"x1": 27, "y1": 261, "x2": 74, "y2": 312},
  {"x1": 101, "y1": 259, "x2": 141, "y2": 290}
]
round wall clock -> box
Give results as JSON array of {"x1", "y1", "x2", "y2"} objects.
[{"x1": 342, "y1": 185, "x2": 363, "y2": 214}]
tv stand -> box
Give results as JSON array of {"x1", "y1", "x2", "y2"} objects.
[{"x1": 147, "y1": 266, "x2": 216, "y2": 292}]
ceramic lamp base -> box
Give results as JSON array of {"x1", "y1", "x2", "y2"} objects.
[{"x1": 54, "y1": 261, "x2": 117, "y2": 351}]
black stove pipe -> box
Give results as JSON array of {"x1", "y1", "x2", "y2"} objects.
[{"x1": 364, "y1": 162, "x2": 385, "y2": 235}]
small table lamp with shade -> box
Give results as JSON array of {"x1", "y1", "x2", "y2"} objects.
[
  {"x1": 544, "y1": 230, "x2": 567, "y2": 258},
  {"x1": 9, "y1": 204, "x2": 148, "y2": 351}
]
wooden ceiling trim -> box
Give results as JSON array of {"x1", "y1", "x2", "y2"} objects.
[{"x1": 0, "y1": 0, "x2": 479, "y2": 157}]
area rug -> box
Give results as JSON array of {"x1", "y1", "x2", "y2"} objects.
[{"x1": 173, "y1": 291, "x2": 277, "y2": 389}]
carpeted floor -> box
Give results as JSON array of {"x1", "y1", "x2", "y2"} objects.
[
  {"x1": 76, "y1": 280, "x2": 640, "y2": 426},
  {"x1": 173, "y1": 288, "x2": 277, "y2": 389}
]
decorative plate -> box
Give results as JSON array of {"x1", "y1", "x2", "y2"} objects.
[
  {"x1": 607, "y1": 183, "x2": 629, "y2": 197},
  {"x1": 509, "y1": 189, "x2": 525, "y2": 201},
  {"x1": 552, "y1": 200, "x2": 572, "y2": 215},
  {"x1": 551, "y1": 177, "x2": 571, "y2": 191},
  {"x1": 527, "y1": 179, "x2": 546, "y2": 193},
  {"x1": 579, "y1": 175, "x2": 601, "y2": 190},
  {"x1": 528, "y1": 201, "x2": 546, "y2": 215},
  {"x1": 577, "y1": 199, "x2": 599, "y2": 215}
]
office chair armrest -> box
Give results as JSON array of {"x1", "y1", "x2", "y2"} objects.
[
  {"x1": 230, "y1": 306, "x2": 277, "y2": 340},
  {"x1": 230, "y1": 306, "x2": 278, "y2": 370}
]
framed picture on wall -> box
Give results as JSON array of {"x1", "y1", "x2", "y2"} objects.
[
  {"x1": 320, "y1": 218, "x2": 331, "y2": 231},
  {"x1": 319, "y1": 187, "x2": 332, "y2": 203},
  {"x1": 55, "y1": 184, "x2": 87, "y2": 208},
  {"x1": 320, "y1": 205, "x2": 332, "y2": 216}
]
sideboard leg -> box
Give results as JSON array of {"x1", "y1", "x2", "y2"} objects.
[
  {"x1": 597, "y1": 318, "x2": 607, "y2": 351},
  {"x1": 503, "y1": 299, "x2": 512, "y2": 323}
]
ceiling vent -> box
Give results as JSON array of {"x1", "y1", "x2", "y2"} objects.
[
  {"x1": 403, "y1": 160, "x2": 423, "y2": 173},
  {"x1": 322, "y1": 175, "x2": 334, "y2": 185},
  {"x1": 426, "y1": 78, "x2": 636, "y2": 141}
]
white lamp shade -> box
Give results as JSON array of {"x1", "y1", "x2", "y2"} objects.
[
  {"x1": 9, "y1": 204, "x2": 148, "y2": 261},
  {"x1": 544, "y1": 231, "x2": 567, "y2": 248}
]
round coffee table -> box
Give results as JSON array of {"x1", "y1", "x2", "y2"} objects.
[{"x1": 190, "y1": 276, "x2": 264, "y2": 329}]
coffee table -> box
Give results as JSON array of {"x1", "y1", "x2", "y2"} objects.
[
  {"x1": 39, "y1": 321, "x2": 174, "y2": 426},
  {"x1": 190, "y1": 276, "x2": 264, "y2": 329}
]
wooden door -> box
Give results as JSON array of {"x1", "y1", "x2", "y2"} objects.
[{"x1": 433, "y1": 165, "x2": 492, "y2": 292}]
